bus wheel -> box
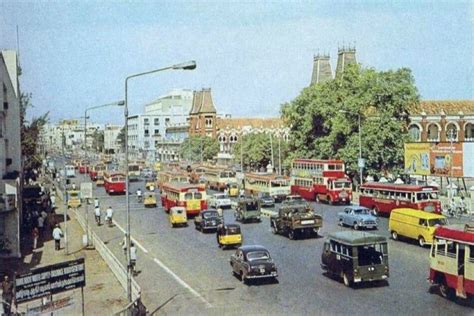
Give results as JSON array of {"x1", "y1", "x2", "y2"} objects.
[
  {"x1": 439, "y1": 280, "x2": 455, "y2": 300},
  {"x1": 418, "y1": 236, "x2": 426, "y2": 247},
  {"x1": 327, "y1": 196, "x2": 332, "y2": 205},
  {"x1": 315, "y1": 195, "x2": 320, "y2": 203},
  {"x1": 343, "y1": 273, "x2": 352, "y2": 287},
  {"x1": 391, "y1": 231, "x2": 398, "y2": 240}
]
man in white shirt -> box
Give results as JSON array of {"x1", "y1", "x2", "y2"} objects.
[
  {"x1": 94, "y1": 198, "x2": 99, "y2": 208},
  {"x1": 106, "y1": 206, "x2": 113, "y2": 225},
  {"x1": 95, "y1": 206, "x2": 101, "y2": 225},
  {"x1": 52, "y1": 225, "x2": 63, "y2": 250}
]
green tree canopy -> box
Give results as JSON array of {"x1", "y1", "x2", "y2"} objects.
[
  {"x1": 281, "y1": 63, "x2": 419, "y2": 181},
  {"x1": 180, "y1": 135, "x2": 219, "y2": 162},
  {"x1": 232, "y1": 133, "x2": 289, "y2": 172}
]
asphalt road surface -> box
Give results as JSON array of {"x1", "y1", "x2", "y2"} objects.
[{"x1": 63, "y1": 166, "x2": 473, "y2": 315}]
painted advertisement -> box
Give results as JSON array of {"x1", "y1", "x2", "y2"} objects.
[{"x1": 405, "y1": 142, "x2": 474, "y2": 177}]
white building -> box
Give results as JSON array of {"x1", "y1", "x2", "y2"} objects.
[
  {"x1": 104, "y1": 124, "x2": 122, "y2": 154},
  {"x1": 0, "y1": 50, "x2": 22, "y2": 258},
  {"x1": 127, "y1": 89, "x2": 193, "y2": 161}
]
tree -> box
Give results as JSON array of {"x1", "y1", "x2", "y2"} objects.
[
  {"x1": 232, "y1": 133, "x2": 289, "y2": 172},
  {"x1": 180, "y1": 136, "x2": 219, "y2": 162},
  {"x1": 281, "y1": 63, "x2": 418, "y2": 181},
  {"x1": 92, "y1": 129, "x2": 105, "y2": 152},
  {"x1": 21, "y1": 92, "x2": 49, "y2": 170}
]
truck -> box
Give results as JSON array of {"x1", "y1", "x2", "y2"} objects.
[{"x1": 270, "y1": 204, "x2": 323, "y2": 240}]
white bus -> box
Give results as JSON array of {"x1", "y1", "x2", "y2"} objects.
[{"x1": 65, "y1": 164, "x2": 75, "y2": 178}]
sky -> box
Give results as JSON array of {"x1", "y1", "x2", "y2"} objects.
[{"x1": 1, "y1": 0, "x2": 473, "y2": 124}]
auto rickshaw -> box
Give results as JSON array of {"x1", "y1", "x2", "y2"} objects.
[
  {"x1": 144, "y1": 192, "x2": 157, "y2": 207},
  {"x1": 169, "y1": 206, "x2": 188, "y2": 227},
  {"x1": 228, "y1": 183, "x2": 239, "y2": 197},
  {"x1": 216, "y1": 224, "x2": 242, "y2": 249},
  {"x1": 145, "y1": 179, "x2": 155, "y2": 191},
  {"x1": 67, "y1": 190, "x2": 81, "y2": 209}
]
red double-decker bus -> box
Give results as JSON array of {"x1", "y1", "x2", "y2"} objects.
[
  {"x1": 160, "y1": 182, "x2": 207, "y2": 216},
  {"x1": 359, "y1": 182, "x2": 441, "y2": 216},
  {"x1": 104, "y1": 171, "x2": 126, "y2": 195},
  {"x1": 79, "y1": 160, "x2": 90, "y2": 174},
  {"x1": 290, "y1": 159, "x2": 352, "y2": 204},
  {"x1": 89, "y1": 163, "x2": 107, "y2": 181},
  {"x1": 429, "y1": 224, "x2": 474, "y2": 300}
]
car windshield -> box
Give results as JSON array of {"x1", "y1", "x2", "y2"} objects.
[
  {"x1": 353, "y1": 208, "x2": 370, "y2": 215},
  {"x1": 216, "y1": 195, "x2": 226, "y2": 200},
  {"x1": 203, "y1": 211, "x2": 219, "y2": 218},
  {"x1": 289, "y1": 196, "x2": 302, "y2": 201},
  {"x1": 428, "y1": 218, "x2": 447, "y2": 227},
  {"x1": 246, "y1": 251, "x2": 270, "y2": 261},
  {"x1": 245, "y1": 202, "x2": 259, "y2": 211}
]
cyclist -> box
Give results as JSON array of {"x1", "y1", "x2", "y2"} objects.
[{"x1": 106, "y1": 206, "x2": 114, "y2": 226}]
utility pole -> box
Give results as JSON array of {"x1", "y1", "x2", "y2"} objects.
[
  {"x1": 448, "y1": 128, "x2": 455, "y2": 200},
  {"x1": 270, "y1": 133, "x2": 274, "y2": 172},
  {"x1": 278, "y1": 135, "x2": 281, "y2": 175},
  {"x1": 61, "y1": 125, "x2": 68, "y2": 255}
]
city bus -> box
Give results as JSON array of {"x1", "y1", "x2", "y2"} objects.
[
  {"x1": 244, "y1": 173, "x2": 291, "y2": 202},
  {"x1": 104, "y1": 171, "x2": 126, "y2": 195},
  {"x1": 156, "y1": 171, "x2": 189, "y2": 192},
  {"x1": 205, "y1": 166, "x2": 237, "y2": 191},
  {"x1": 79, "y1": 160, "x2": 90, "y2": 174},
  {"x1": 429, "y1": 223, "x2": 474, "y2": 300},
  {"x1": 65, "y1": 164, "x2": 76, "y2": 178},
  {"x1": 359, "y1": 182, "x2": 441, "y2": 216},
  {"x1": 89, "y1": 163, "x2": 107, "y2": 181},
  {"x1": 160, "y1": 182, "x2": 207, "y2": 216},
  {"x1": 290, "y1": 158, "x2": 352, "y2": 204},
  {"x1": 128, "y1": 162, "x2": 141, "y2": 181},
  {"x1": 102, "y1": 154, "x2": 113, "y2": 164}
]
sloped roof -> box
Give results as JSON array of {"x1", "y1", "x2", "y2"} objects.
[
  {"x1": 216, "y1": 117, "x2": 285, "y2": 130},
  {"x1": 190, "y1": 88, "x2": 216, "y2": 114},
  {"x1": 410, "y1": 100, "x2": 474, "y2": 115}
]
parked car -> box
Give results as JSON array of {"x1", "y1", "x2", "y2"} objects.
[
  {"x1": 208, "y1": 193, "x2": 232, "y2": 209},
  {"x1": 258, "y1": 192, "x2": 275, "y2": 207},
  {"x1": 235, "y1": 197, "x2": 261, "y2": 223},
  {"x1": 338, "y1": 206, "x2": 378, "y2": 230},
  {"x1": 230, "y1": 245, "x2": 278, "y2": 284},
  {"x1": 194, "y1": 209, "x2": 222, "y2": 232},
  {"x1": 321, "y1": 231, "x2": 389, "y2": 287}
]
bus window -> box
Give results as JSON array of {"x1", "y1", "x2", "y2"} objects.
[
  {"x1": 184, "y1": 192, "x2": 193, "y2": 200},
  {"x1": 447, "y1": 241, "x2": 456, "y2": 258},
  {"x1": 193, "y1": 192, "x2": 202, "y2": 200}
]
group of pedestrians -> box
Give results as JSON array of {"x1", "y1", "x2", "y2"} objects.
[{"x1": 93, "y1": 198, "x2": 114, "y2": 226}]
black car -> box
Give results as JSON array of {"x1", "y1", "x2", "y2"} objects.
[
  {"x1": 194, "y1": 209, "x2": 222, "y2": 233},
  {"x1": 230, "y1": 245, "x2": 278, "y2": 284}
]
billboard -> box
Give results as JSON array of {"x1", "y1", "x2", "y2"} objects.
[{"x1": 404, "y1": 142, "x2": 474, "y2": 178}]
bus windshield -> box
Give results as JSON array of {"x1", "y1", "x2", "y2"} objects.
[
  {"x1": 334, "y1": 181, "x2": 351, "y2": 189},
  {"x1": 271, "y1": 180, "x2": 288, "y2": 187}
]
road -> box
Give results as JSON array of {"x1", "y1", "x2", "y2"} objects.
[{"x1": 65, "y1": 169, "x2": 473, "y2": 315}]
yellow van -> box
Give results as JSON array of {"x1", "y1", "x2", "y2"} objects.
[{"x1": 389, "y1": 208, "x2": 447, "y2": 247}]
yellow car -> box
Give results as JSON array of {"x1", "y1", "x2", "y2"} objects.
[
  {"x1": 145, "y1": 180, "x2": 155, "y2": 191},
  {"x1": 144, "y1": 192, "x2": 157, "y2": 207},
  {"x1": 67, "y1": 190, "x2": 81, "y2": 209},
  {"x1": 216, "y1": 224, "x2": 242, "y2": 249},
  {"x1": 169, "y1": 206, "x2": 188, "y2": 227}
]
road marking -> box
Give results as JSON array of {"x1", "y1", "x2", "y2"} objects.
[
  {"x1": 112, "y1": 220, "x2": 149, "y2": 254},
  {"x1": 153, "y1": 258, "x2": 212, "y2": 308}
]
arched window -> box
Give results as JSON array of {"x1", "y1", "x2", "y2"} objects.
[
  {"x1": 465, "y1": 123, "x2": 474, "y2": 141},
  {"x1": 408, "y1": 124, "x2": 421, "y2": 141},
  {"x1": 446, "y1": 123, "x2": 458, "y2": 141},
  {"x1": 427, "y1": 124, "x2": 439, "y2": 141}
]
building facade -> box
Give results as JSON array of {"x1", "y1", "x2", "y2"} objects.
[
  {"x1": 0, "y1": 50, "x2": 22, "y2": 258},
  {"x1": 104, "y1": 124, "x2": 122, "y2": 154}
]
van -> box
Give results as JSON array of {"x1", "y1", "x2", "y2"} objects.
[{"x1": 389, "y1": 208, "x2": 447, "y2": 247}]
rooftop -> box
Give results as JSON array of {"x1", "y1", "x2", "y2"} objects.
[{"x1": 410, "y1": 100, "x2": 474, "y2": 115}]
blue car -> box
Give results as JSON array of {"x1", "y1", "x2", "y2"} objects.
[{"x1": 338, "y1": 206, "x2": 378, "y2": 230}]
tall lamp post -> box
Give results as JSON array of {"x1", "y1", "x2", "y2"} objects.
[
  {"x1": 84, "y1": 101, "x2": 124, "y2": 245},
  {"x1": 124, "y1": 60, "x2": 196, "y2": 303},
  {"x1": 339, "y1": 110, "x2": 364, "y2": 187}
]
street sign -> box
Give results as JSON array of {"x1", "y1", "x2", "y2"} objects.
[
  {"x1": 80, "y1": 182, "x2": 93, "y2": 199},
  {"x1": 358, "y1": 158, "x2": 365, "y2": 168},
  {"x1": 26, "y1": 296, "x2": 74, "y2": 315},
  {"x1": 15, "y1": 258, "x2": 86, "y2": 304}
]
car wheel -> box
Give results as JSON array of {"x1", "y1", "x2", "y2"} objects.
[
  {"x1": 313, "y1": 227, "x2": 319, "y2": 236},
  {"x1": 200, "y1": 226, "x2": 204, "y2": 233},
  {"x1": 418, "y1": 236, "x2": 426, "y2": 247},
  {"x1": 372, "y1": 207, "x2": 379, "y2": 216},
  {"x1": 391, "y1": 231, "x2": 398, "y2": 240},
  {"x1": 354, "y1": 223, "x2": 359, "y2": 230},
  {"x1": 338, "y1": 219, "x2": 344, "y2": 227},
  {"x1": 288, "y1": 230, "x2": 295, "y2": 240},
  {"x1": 240, "y1": 271, "x2": 246, "y2": 284},
  {"x1": 271, "y1": 222, "x2": 278, "y2": 234},
  {"x1": 343, "y1": 273, "x2": 351, "y2": 287}
]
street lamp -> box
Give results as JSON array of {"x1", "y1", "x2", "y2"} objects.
[
  {"x1": 124, "y1": 60, "x2": 196, "y2": 303},
  {"x1": 83, "y1": 101, "x2": 124, "y2": 246},
  {"x1": 339, "y1": 110, "x2": 364, "y2": 188}
]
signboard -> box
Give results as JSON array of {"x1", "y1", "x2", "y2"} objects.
[
  {"x1": 404, "y1": 142, "x2": 474, "y2": 177},
  {"x1": 80, "y1": 182, "x2": 93, "y2": 199},
  {"x1": 26, "y1": 296, "x2": 73, "y2": 315},
  {"x1": 15, "y1": 258, "x2": 86, "y2": 304}
]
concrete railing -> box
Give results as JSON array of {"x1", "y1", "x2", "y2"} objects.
[{"x1": 72, "y1": 208, "x2": 141, "y2": 300}]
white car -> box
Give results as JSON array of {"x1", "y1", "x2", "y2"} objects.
[{"x1": 209, "y1": 193, "x2": 232, "y2": 209}]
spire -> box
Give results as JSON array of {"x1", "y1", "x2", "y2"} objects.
[
  {"x1": 335, "y1": 45, "x2": 357, "y2": 77},
  {"x1": 310, "y1": 53, "x2": 332, "y2": 85}
]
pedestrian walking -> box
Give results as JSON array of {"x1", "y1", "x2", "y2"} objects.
[
  {"x1": 1, "y1": 275, "x2": 13, "y2": 315},
  {"x1": 106, "y1": 206, "x2": 114, "y2": 226},
  {"x1": 94, "y1": 197, "x2": 99, "y2": 208},
  {"x1": 52, "y1": 225, "x2": 63, "y2": 251},
  {"x1": 120, "y1": 234, "x2": 127, "y2": 255},
  {"x1": 95, "y1": 206, "x2": 101, "y2": 225},
  {"x1": 32, "y1": 226, "x2": 39, "y2": 250},
  {"x1": 37, "y1": 215, "x2": 45, "y2": 233},
  {"x1": 50, "y1": 194, "x2": 56, "y2": 210}
]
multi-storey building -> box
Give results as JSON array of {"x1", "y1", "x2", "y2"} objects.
[
  {"x1": 104, "y1": 124, "x2": 122, "y2": 154},
  {"x1": 0, "y1": 50, "x2": 22, "y2": 258}
]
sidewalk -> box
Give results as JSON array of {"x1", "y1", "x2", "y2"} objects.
[{"x1": 1, "y1": 202, "x2": 127, "y2": 315}]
